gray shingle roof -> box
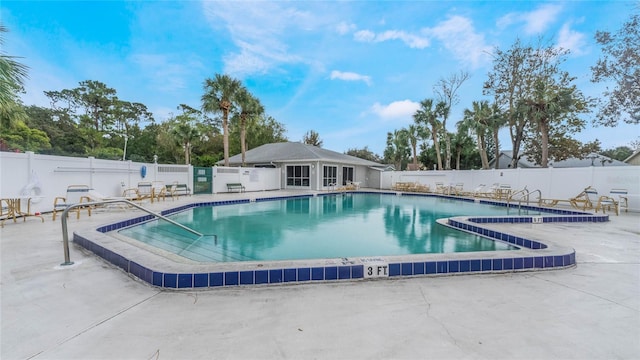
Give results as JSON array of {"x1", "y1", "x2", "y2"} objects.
[
  {"x1": 221, "y1": 142, "x2": 383, "y2": 167},
  {"x1": 489, "y1": 151, "x2": 628, "y2": 168}
]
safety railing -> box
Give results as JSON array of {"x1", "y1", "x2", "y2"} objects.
[
  {"x1": 529, "y1": 189, "x2": 542, "y2": 206},
  {"x1": 507, "y1": 188, "x2": 542, "y2": 212},
  {"x1": 60, "y1": 199, "x2": 202, "y2": 266}
]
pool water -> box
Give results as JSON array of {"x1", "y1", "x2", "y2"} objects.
[{"x1": 119, "y1": 193, "x2": 526, "y2": 262}]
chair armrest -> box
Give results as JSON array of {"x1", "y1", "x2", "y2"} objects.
[
  {"x1": 122, "y1": 188, "x2": 140, "y2": 199},
  {"x1": 596, "y1": 195, "x2": 617, "y2": 204}
]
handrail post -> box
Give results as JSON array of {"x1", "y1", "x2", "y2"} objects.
[
  {"x1": 61, "y1": 214, "x2": 74, "y2": 266},
  {"x1": 59, "y1": 199, "x2": 202, "y2": 266}
]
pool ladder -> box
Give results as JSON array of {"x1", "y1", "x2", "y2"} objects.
[
  {"x1": 507, "y1": 187, "x2": 542, "y2": 213},
  {"x1": 59, "y1": 199, "x2": 202, "y2": 266}
]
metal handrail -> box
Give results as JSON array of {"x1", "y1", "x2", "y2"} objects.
[
  {"x1": 507, "y1": 188, "x2": 529, "y2": 205},
  {"x1": 507, "y1": 188, "x2": 543, "y2": 212},
  {"x1": 529, "y1": 189, "x2": 542, "y2": 205},
  {"x1": 60, "y1": 199, "x2": 202, "y2": 266}
]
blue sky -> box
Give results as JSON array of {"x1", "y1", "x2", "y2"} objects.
[{"x1": 2, "y1": 1, "x2": 638, "y2": 156}]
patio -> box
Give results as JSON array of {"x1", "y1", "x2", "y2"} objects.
[{"x1": 1, "y1": 191, "x2": 639, "y2": 359}]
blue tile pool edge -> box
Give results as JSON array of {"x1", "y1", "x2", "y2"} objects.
[{"x1": 75, "y1": 193, "x2": 594, "y2": 290}]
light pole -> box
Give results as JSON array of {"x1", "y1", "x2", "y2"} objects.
[{"x1": 122, "y1": 134, "x2": 128, "y2": 161}]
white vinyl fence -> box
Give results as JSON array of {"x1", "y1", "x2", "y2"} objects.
[
  {"x1": 1, "y1": 151, "x2": 639, "y2": 213},
  {"x1": 380, "y1": 166, "x2": 640, "y2": 211},
  {"x1": 0, "y1": 152, "x2": 190, "y2": 215}
]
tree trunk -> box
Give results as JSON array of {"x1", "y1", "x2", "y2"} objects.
[
  {"x1": 223, "y1": 110, "x2": 229, "y2": 167},
  {"x1": 444, "y1": 135, "x2": 451, "y2": 170},
  {"x1": 241, "y1": 116, "x2": 247, "y2": 166},
  {"x1": 184, "y1": 141, "x2": 190, "y2": 165},
  {"x1": 432, "y1": 126, "x2": 442, "y2": 170},
  {"x1": 493, "y1": 129, "x2": 500, "y2": 169},
  {"x1": 478, "y1": 133, "x2": 489, "y2": 169},
  {"x1": 509, "y1": 121, "x2": 526, "y2": 169},
  {"x1": 540, "y1": 119, "x2": 549, "y2": 168}
]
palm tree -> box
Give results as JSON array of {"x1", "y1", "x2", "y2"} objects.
[
  {"x1": 487, "y1": 103, "x2": 507, "y2": 169},
  {"x1": 171, "y1": 120, "x2": 200, "y2": 165},
  {"x1": 235, "y1": 87, "x2": 264, "y2": 166},
  {"x1": 435, "y1": 101, "x2": 451, "y2": 169},
  {"x1": 384, "y1": 129, "x2": 410, "y2": 171},
  {"x1": 461, "y1": 101, "x2": 491, "y2": 169},
  {"x1": 413, "y1": 99, "x2": 443, "y2": 170},
  {"x1": 406, "y1": 124, "x2": 428, "y2": 170},
  {"x1": 451, "y1": 126, "x2": 475, "y2": 170},
  {"x1": 0, "y1": 25, "x2": 29, "y2": 129},
  {"x1": 201, "y1": 74, "x2": 243, "y2": 166},
  {"x1": 522, "y1": 79, "x2": 584, "y2": 168}
]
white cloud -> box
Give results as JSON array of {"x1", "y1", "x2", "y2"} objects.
[
  {"x1": 353, "y1": 29, "x2": 430, "y2": 49},
  {"x1": 424, "y1": 16, "x2": 492, "y2": 69},
  {"x1": 223, "y1": 50, "x2": 271, "y2": 77},
  {"x1": 497, "y1": 4, "x2": 562, "y2": 34},
  {"x1": 370, "y1": 100, "x2": 419, "y2": 120},
  {"x1": 336, "y1": 21, "x2": 356, "y2": 35},
  {"x1": 524, "y1": 4, "x2": 562, "y2": 34},
  {"x1": 330, "y1": 70, "x2": 372, "y2": 86},
  {"x1": 201, "y1": 2, "x2": 327, "y2": 76},
  {"x1": 354, "y1": 30, "x2": 376, "y2": 42},
  {"x1": 556, "y1": 22, "x2": 587, "y2": 55},
  {"x1": 353, "y1": 16, "x2": 488, "y2": 68},
  {"x1": 496, "y1": 13, "x2": 516, "y2": 29},
  {"x1": 379, "y1": 30, "x2": 430, "y2": 49},
  {"x1": 129, "y1": 53, "x2": 205, "y2": 93}
]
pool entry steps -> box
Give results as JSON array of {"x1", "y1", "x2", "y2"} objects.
[{"x1": 73, "y1": 192, "x2": 607, "y2": 289}]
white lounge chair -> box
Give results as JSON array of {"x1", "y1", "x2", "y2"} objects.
[
  {"x1": 595, "y1": 188, "x2": 628, "y2": 215},
  {"x1": 52, "y1": 185, "x2": 92, "y2": 221}
]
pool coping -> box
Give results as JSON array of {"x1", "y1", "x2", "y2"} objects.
[{"x1": 73, "y1": 191, "x2": 607, "y2": 289}]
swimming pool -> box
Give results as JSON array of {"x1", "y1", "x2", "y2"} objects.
[
  {"x1": 74, "y1": 191, "x2": 606, "y2": 289},
  {"x1": 118, "y1": 193, "x2": 522, "y2": 262}
]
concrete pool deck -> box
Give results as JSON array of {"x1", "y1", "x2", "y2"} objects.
[{"x1": 1, "y1": 190, "x2": 639, "y2": 359}]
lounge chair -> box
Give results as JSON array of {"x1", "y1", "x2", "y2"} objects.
[
  {"x1": 434, "y1": 182, "x2": 447, "y2": 194},
  {"x1": 152, "y1": 181, "x2": 167, "y2": 202},
  {"x1": 413, "y1": 183, "x2": 430, "y2": 193},
  {"x1": 610, "y1": 189, "x2": 628, "y2": 213},
  {"x1": 122, "y1": 182, "x2": 154, "y2": 203},
  {"x1": 392, "y1": 182, "x2": 411, "y2": 191},
  {"x1": 539, "y1": 186, "x2": 595, "y2": 210},
  {"x1": 595, "y1": 189, "x2": 628, "y2": 215},
  {"x1": 166, "y1": 182, "x2": 191, "y2": 199},
  {"x1": 87, "y1": 189, "x2": 129, "y2": 210},
  {"x1": 494, "y1": 184, "x2": 512, "y2": 200},
  {"x1": 475, "y1": 183, "x2": 503, "y2": 199},
  {"x1": 138, "y1": 182, "x2": 154, "y2": 201},
  {"x1": 52, "y1": 185, "x2": 92, "y2": 221},
  {"x1": 574, "y1": 186, "x2": 600, "y2": 211},
  {"x1": 0, "y1": 199, "x2": 10, "y2": 226},
  {"x1": 467, "y1": 184, "x2": 487, "y2": 197},
  {"x1": 451, "y1": 183, "x2": 464, "y2": 196},
  {"x1": 399, "y1": 182, "x2": 428, "y2": 193}
]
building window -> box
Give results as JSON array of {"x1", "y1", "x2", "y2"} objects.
[
  {"x1": 323, "y1": 166, "x2": 337, "y2": 186},
  {"x1": 342, "y1": 166, "x2": 354, "y2": 185},
  {"x1": 286, "y1": 165, "x2": 310, "y2": 187}
]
